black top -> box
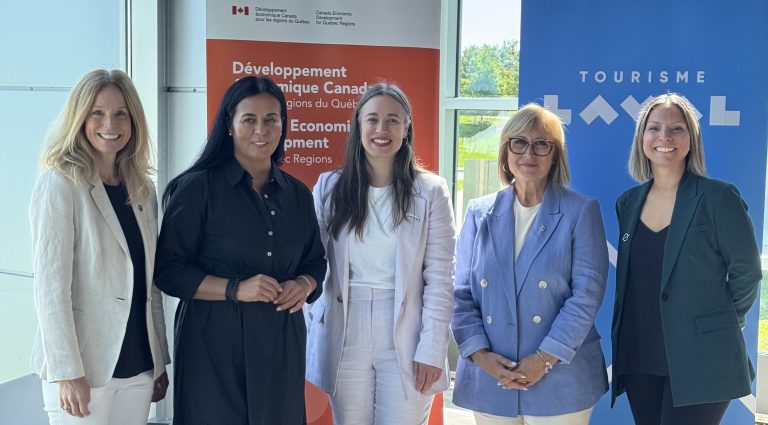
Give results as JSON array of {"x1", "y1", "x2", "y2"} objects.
[
  {"x1": 154, "y1": 158, "x2": 327, "y2": 300},
  {"x1": 103, "y1": 183, "x2": 153, "y2": 378},
  {"x1": 616, "y1": 220, "x2": 669, "y2": 376}
]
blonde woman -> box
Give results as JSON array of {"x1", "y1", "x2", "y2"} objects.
[
  {"x1": 611, "y1": 94, "x2": 761, "y2": 425},
  {"x1": 452, "y1": 103, "x2": 609, "y2": 425},
  {"x1": 30, "y1": 69, "x2": 170, "y2": 425}
]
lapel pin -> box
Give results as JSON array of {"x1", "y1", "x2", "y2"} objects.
[
  {"x1": 406, "y1": 213, "x2": 421, "y2": 222},
  {"x1": 538, "y1": 225, "x2": 546, "y2": 232},
  {"x1": 622, "y1": 233, "x2": 629, "y2": 242},
  {"x1": 138, "y1": 205, "x2": 143, "y2": 212}
]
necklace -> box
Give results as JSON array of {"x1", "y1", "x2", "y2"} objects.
[{"x1": 368, "y1": 186, "x2": 392, "y2": 232}]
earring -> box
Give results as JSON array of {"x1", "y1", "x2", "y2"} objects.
[{"x1": 228, "y1": 132, "x2": 232, "y2": 136}]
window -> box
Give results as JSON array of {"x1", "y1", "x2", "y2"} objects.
[
  {"x1": 454, "y1": 109, "x2": 513, "y2": 223},
  {"x1": 0, "y1": 1, "x2": 126, "y2": 383},
  {"x1": 442, "y1": 0, "x2": 521, "y2": 225}
]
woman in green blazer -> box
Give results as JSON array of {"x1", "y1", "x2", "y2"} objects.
[{"x1": 611, "y1": 93, "x2": 761, "y2": 425}]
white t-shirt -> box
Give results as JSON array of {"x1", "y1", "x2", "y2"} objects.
[
  {"x1": 348, "y1": 186, "x2": 397, "y2": 289},
  {"x1": 514, "y1": 197, "x2": 541, "y2": 260}
]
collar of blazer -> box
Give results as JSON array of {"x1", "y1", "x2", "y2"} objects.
[
  {"x1": 88, "y1": 175, "x2": 151, "y2": 258},
  {"x1": 392, "y1": 184, "x2": 428, "y2": 311},
  {"x1": 486, "y1": 183, "x2": 564, "y2": 298},
  {"x1": 616, "y1": 171, "x2": 702, "y2": 294}
]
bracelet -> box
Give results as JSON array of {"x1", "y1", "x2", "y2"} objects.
[
  {"x1": 225, "y1": 278, "x2": 240, "y2": 303},
  {"x1": 536, "y1": 350, "x2": 554, "y2": 374},
  {"x1": 296, "y1": 275, "x2": 313, "y2": 297}
]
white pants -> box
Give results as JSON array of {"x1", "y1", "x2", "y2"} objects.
[
  {"x1": 42, "y1": 371, "x2": 153, "y2": 425},
  {"x1": 473, "y1": 407, "x2": 593, "y2": 425},
  {"x1": 330, "y1": 287, "x2": 433, "y2": 425}
]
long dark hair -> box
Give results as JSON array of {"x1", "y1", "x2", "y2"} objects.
[
  {"x1": 163, "y1": 76, "x2": 288, "y2": 207},
  {"x1": 328, "y1": 82, "x2": 422, "y2": 239}
]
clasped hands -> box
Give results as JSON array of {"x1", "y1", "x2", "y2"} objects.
[
  {"x1": 235, "y1": 274, "x2": 314, "y2": 313},
  {"x1": 470, "y1": 349, "x2": 556, "y2": 390}
]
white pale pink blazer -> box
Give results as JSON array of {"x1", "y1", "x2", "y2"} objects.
[
  {"x1": 305, "y1": 170, "x2": 456, "y2": 400},
  {"x1": 29, "y1": 169, "x2": 170, "y2": 388}
]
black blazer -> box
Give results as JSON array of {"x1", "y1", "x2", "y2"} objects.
[{"x1": 611, "y1": 172, "x2": 761, "y2": 407}]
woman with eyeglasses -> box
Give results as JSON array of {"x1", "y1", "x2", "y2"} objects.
[
  {"x1": 452, "y1": 103, "x2": 609, "y2": 425},
  {"x1": 611, "y1": 94, "x2": 761, "y2": 425}
]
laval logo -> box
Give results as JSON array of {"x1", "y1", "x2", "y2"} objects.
[
  {"x1": 542, "y1": 95, "x2": 740, "y2": 127},
  {"x1": 232, "y1": 5, "x2": 249, "y2": 15}
]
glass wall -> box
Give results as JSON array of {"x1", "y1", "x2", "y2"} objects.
[
  {"x1": 447, "y1": 0, "x2": 521, "y2": 225},
  {"x1": 0, "y1": 1, "x2": 126, "y2": 383},
  {"x1": 454, "y1": 109, "x2": 512, "y2": 223}
]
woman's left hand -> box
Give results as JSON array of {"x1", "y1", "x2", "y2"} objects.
[
  {"x1": 151, "y1": 372, "x2": 169, "y2": 402},
  {"x1": 275, "y1": 279, "x2": 310, "y2": 313},
  {"x1": 413, "y1": 361, "x2": 442, "y2": 393}
]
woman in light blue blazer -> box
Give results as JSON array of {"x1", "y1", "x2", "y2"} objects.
[
  {"x1": 306, "y1": 83, "x2": 455, "y2": 425},
  {"x1": 452, "y1": 103, "x2": 609, "y2": 425}
]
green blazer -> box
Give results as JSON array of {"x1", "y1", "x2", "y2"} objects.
[{"x1": 611, "y1": 172, "x2": 761, "y2": 407}]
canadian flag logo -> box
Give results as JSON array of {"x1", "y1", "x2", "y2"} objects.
[{"x1": 232, "y1": 6, "x2": 249, "y2": 15}]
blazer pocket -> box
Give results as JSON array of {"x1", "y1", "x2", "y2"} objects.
[
  {"x1": 687, "y1": 223, "x2": 709, "y2": 234},
  {"x1": 311, "y1": 297, "x2": 328, "y2": 324},
  {"x1": 695, "y1": 310, "x2": 739, "y2": 333}
]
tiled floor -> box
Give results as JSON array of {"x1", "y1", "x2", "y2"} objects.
[
  {"x1": 444, "y1": 406, "x2": 475, "y2": 425},
  {"x1": 443, "y1": 380, "x2": 475, "y2": 425},
  {"x1": 446, "y1": 397, "x2": 768, "y2": 425}
]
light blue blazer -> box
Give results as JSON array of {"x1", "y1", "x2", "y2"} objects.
[{"x1": 452, "y1": 184, "x2": 609, "y2": 417}]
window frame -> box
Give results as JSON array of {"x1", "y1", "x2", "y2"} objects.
[{"x1": 440, "y1": 0, "x2": 519, "y2": 205}]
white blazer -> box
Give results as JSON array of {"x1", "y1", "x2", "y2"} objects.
[
  {"x1": 29, "y1": 169, "x2": 170, "y2": 388},
  {"x1": 306, "y1": 170, "x2": 456, "y2": 400}
]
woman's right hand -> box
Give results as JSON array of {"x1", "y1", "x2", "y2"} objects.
[
  {"x1": 470, "y1": 349, "x2": 529, "y2": 390},
  {"x1": 58, "y1": 377, "x2": 91, "y2": 417},
  {"x1": 236, "y1": 274, "x2": 283, "y2": 302}
]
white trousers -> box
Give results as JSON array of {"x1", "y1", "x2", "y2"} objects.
[
  {"x1": 42, "y1": 371, "x2": 153, "y2": 425},
  {"x1": 473, "y1": 407, "x2": 593, "y2": 425},
  {"x1": 330, "y1": 287, "x2": 433, "y2": 425}
]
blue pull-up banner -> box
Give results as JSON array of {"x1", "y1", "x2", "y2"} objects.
[{"x1": 519, "y1": 1, "x2": 768, "y2": 423}]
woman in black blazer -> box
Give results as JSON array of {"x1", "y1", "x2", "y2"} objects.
[{"x1": 611, "y1": 93, "x2": 761, "y2": 425}]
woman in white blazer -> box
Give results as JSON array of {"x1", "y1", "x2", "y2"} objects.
[
  {"x1": 29, "y1": 69, "x2": 170, "y2": 425},
  {"x1": 306, "y1": 83, "x2": 456, "y2": 425}
]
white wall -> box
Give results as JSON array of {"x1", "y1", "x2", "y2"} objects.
[{"x1": 165, "y1": 0, "x2": 208, "y2": 182}]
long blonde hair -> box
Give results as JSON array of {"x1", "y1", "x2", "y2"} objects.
[{"x1": 41, "y1": 69, "x2": 154, "y2": 203}]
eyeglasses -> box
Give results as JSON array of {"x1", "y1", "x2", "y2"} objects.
[{"x1": 508, "y1": 138, "x2": 554, "y2": 156}]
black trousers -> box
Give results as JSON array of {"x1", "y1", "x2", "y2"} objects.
[{"x1": 623, "y1": 374, "x2": 729, "y2": 425}]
